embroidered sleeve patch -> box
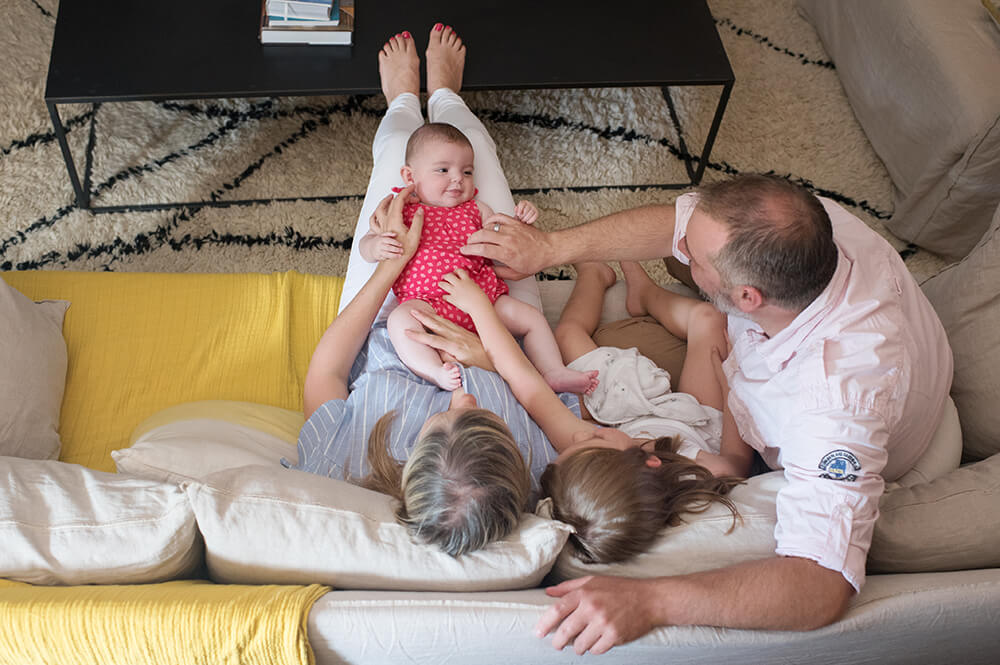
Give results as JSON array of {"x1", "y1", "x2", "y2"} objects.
[{"x1": 818, "y1": 450, "x2": 861, "y2": 481}]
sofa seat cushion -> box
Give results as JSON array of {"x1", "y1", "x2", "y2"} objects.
[
  {"x1": 186, "y1": 464, "x2": 572, "y2": 592},
  {"x1": 0, "y1": 277, "x2": 69, "y2": 460},
  {"x1": 0, "y1": 457, "x2": 201, "y2": 585},
  {"x1": 0, "y1": 270, "x2": 342, "y2": 472},
  {"x1": 798, "y1": 0, "x2": 1000, "y2": 259}
]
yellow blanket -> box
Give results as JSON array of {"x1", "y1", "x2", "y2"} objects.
[{"x1": 0, "y1": 579, "x2": 329, "y2": 665}]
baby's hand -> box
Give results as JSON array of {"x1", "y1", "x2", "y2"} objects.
[
  {"x1": 370, "y1": 232, "x2": 403, "y2": 261},
  {"x1": 439, "y1": 269, "x2": 490, "y2": 314},
  {"x1": 514, "y1": 200, "x2": 539, "y2": 225}
]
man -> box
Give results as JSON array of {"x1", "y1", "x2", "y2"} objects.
[{"x1": 460, "y1": 174, "x2": 953, "y2": 655}]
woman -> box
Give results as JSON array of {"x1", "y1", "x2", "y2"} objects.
[{"x1": 293, "y1": 26, "x2": 592, "y2": 557}]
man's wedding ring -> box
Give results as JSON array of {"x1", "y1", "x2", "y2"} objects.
[{"x1": 493, "y1": 223, "x2": 501, "y2": 233}]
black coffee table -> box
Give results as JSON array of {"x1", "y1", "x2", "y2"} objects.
[{"x1": 45, "y1": 0, "x2": 733, "y2": 212}]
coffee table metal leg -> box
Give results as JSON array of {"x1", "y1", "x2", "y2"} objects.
[
  {"x1": 46, "y1": 101, "x2": 90, "y2": 210},
  {"x1": 661, "y1": 81, "x2": 733, "y2": 186},
  {"x1": 694, "y1": 81, "x2": 733, "y2": 185}
]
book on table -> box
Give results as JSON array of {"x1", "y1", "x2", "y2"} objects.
[
  {"x1": 260, "y1": 0, "x2": 354, "y2": 45},
  {"x1": 266, "y1": 0, "x2": 334, "y2": 21},
  {"x1": 266, "y1": 0, "x2": 339, "y2": 24}
]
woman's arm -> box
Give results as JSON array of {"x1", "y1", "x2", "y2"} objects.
[
  {"x1": 438, "y1": 270, "x2": 598, "y2": 453},
  {"x1": 303, "y1": 188, "x2": 424, "y2": 419}
]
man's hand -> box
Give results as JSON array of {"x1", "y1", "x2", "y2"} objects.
[
  {"x1": 535, "y1": 576, "x2": 657, "y2": 655},
  {"x1": 406, "y1": 308, "x2": 494, "y2": 371},
  {"x1": 462, "y1": 212, "x2": 552, "y2": 280}
]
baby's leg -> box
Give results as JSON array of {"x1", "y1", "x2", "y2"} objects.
[
  {"x1": 495, "y1": 296, "x2": 599, "y2": 396},
  {"x1": 388, "y1": 300, "x2": 462, "y2": 391},
  {"x1": 554, "y1": 262, "x2": 617, "y2": 365},
  {"x1": 620, "y1": 261, "x2": 727, "y2": 409}
]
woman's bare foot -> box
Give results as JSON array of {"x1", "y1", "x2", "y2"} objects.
[
  {"x1": 620, "y1": 261, "x2": 658, "y2": 317},
  {"x1": 378, "y1": 31, "x2": 419, "y2": 103},
  {"x1": 433, "y1": 361, "x2": 463, "y2": 391},
  {"x1": 544, "y1": 368, "x2": 600, "y2": 396},
  {"x1": 426, "y1": 23, "x2": 466, "y2": 93}
]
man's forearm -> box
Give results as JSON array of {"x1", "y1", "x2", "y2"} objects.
[
  {"x1": 549, "y1": 204, "x2": 677, "y2": 266},
  {"x1": 650, "y1": 556, "x2": 853, "y2": 631}
]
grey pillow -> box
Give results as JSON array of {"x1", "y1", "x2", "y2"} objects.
[
  {"x1": 869, "y1": 453, "x2": 1000, "y2": 573},
  {"x1": 921, "y1": 203, "x2": 1000, "y2": 461},
  {"x1": 0, "y1": 277, "x2": 70, "y2": 460}
]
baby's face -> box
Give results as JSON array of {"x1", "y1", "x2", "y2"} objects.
[{"x1": 404, "y1": 140, "x2": 475, "y2": 207}]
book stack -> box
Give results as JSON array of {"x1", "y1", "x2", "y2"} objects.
[{"x1": 260, "y1": 0, "x2": 354, "y2": 45}]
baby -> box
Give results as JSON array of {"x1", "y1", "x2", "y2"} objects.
[{"x1": 359, "y1": 122, "x2": 598, "y2": 394}]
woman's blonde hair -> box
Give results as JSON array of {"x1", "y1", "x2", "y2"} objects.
[
  {"x1": 540, "y1": 437, "x2": 742, "y2": 564},
  {"x1": 362, "y1": 409, "x2": 531, "y2": 556}
]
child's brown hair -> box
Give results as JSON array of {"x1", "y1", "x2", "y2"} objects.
[{"x1": 541, "y1": 437, "x2": 743, "y2": 564}]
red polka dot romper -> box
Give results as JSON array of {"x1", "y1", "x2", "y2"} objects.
[{"x1": 392, "y1": 195, "x2": 508, "y2": 332}]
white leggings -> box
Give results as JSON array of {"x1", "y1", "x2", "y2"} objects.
[{"x1": 338, "y1": 88, "x2": 541, "y2": 317}]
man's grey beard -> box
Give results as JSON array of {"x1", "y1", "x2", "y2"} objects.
[{"x1": 700, "y1": 286, "x2": 747, "y2": 320}]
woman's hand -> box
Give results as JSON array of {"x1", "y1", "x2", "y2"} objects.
[
  {"x1": 439, "y1": 269, "x2": 491, "y2": 316},
  {"x1": 370, "y1": 185, "x2": 423, "y2": 265},
  {"x1": 406, "y1": 308, "x2": 495, "y2": 372}
]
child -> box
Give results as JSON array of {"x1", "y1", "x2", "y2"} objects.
[{"x1": 359, "y1": 122, "x2": 599, "y2": 395}]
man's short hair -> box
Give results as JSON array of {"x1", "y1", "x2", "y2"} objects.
[
  {"x1": 405, "y1": 122, "x2": 473, "y2": 164},
  {"x1": 696, "y1": 174, "x2": 838, "y2": 311}
]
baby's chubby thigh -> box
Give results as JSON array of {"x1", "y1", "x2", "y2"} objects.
[{"x1": 387, "y1": 299, "x2": 438, "y2": 336}]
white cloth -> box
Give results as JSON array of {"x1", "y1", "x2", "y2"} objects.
[
  {"x1": 338, "y1": 89, "x2": 541, "y2": 319},
  {"x1": 672, "y1": 192, "x2": 954, "y2": 591},
  {"x1": 567, "y1": 345, "x2": 723, "y2": 459}
]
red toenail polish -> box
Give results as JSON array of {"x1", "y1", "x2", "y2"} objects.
[
  {"x1": 445, "y1": 25, "x2": 451, "y2": 30},
  {"x1": 402, "y1": 31, "x2": 411, "y2": 38},
  {"x1": 434, "y1": 23, "x2": 443, "y2": 30}
]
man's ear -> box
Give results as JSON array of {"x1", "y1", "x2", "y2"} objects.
[
  {"x1": 735, "y1": 285, "x2": 764, "y2": 313},
  {"x1": 401, "y1": 165, "x2": 415, "y2": 185}
]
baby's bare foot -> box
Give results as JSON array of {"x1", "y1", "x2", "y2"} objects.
[
  {"x1": 620, "y1": 261, "x2": 657, "y2": 317},
  {"x1": 378, "y1": 31, "x2": 419, "y2": 103},
  {"x1": 426, "y1": 23, "x2": 465, "y2": 93},
  {"x1": 575, "y1": 262, "x2": 617, "y2": 290},
  {"x1": 544, "y1": 368, "x2": 600, "y2": 396},
  {"x1": 434, "y1": 361, "x2": 463, "y2": 391}
]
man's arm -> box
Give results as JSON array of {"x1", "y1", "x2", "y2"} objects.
[
  {"x1": 536, "y1": 555, "x2": 853, "y2": 655},
  {"x1": 462, "y1": 204, "x2": 678, "y2": 279}
]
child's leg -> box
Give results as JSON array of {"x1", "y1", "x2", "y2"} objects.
[
  {"x1": 388, "y1": 301, "x2": 462, "y2": 391},
  {"x1": 494, "y1": 296, "x2": 599, "y2": 396},
  {"x1": 553, "y1": 262, "x2": 618, "y2": 365},
  {"x1": 620, "y1": 261, "x2": 726, "y2": 409},
  {"x1": 340, "y1": 40, "x2": 425, "y2": 315}
]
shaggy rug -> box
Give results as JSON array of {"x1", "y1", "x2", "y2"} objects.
[{"x1": 1, "y1": 0, "x2": 948, "y2": 284}]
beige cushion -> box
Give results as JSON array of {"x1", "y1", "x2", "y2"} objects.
[
  {"x1": 0, "y1": 277, "x2": 69, "y2": 460},
  {"x1": 922, "y1": 203, "x2": 1000, "y2": 461},
  {"x1": 186, "y1": 464, "x2": 572, "y2": 592},
  {"x1": 868, "y1": 453, "x2": 1000, "y2": 573},
  {"x1": 798, "y1": 0, "x2": 1000, "y2": 259},
  {"x1": 113, "y1": 401, "x2": 303, "y2": 484},
  {"x1": 0, "y1": 457, "x2": 202, "y2": 585}
]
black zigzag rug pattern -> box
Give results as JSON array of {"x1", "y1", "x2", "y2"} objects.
[{"x1": 0, "y1": 0, "x2": 947, "y2": 283}]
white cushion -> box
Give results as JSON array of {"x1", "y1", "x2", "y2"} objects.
[
  {"x1": 186, "y1": 464, "x2": 572, "y2": 591},
  {"x1": 113, "y1": 401, "x2": 302, "y2": 484},
  {"x1": 548, "y1": 471, "x2": 784, "y2": 582},
  {"x1": 0, "y1": 456, "x2": 202, "y2": 585},
  {"x1": 0, "y1": 277, "x2": 69, "y2": 460}
]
